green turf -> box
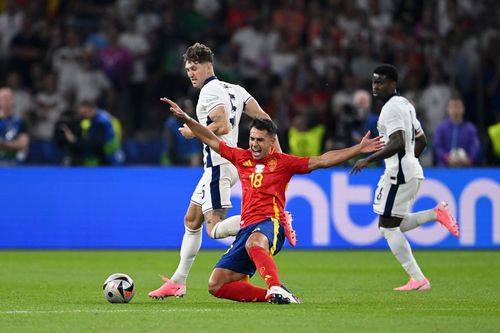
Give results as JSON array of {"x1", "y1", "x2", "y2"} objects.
[{"x1": 0, "y1": 250, "x2": 498, "y2": 333}]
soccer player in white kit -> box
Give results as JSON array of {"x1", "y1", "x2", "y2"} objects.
[
  {"x1": 149, "y1": 43, "x2": 294, "y2": 298},
  {"x1": 351, "y1": 64, "x2": 460, "y2": 291}
]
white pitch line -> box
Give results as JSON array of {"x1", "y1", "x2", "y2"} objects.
[
  {"x1": 0, "y1": 309, "x2": 213, "y2": 315},
  {"x1": 0, "y1": 307, "x2": 496, "y2": 315}
]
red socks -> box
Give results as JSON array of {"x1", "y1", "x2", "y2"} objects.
[
  {"x1": 214, "y1": 280, "x2": 266, "y2": 302},
  {"x1": 247, "y1": 246, "x2": 281, "y2": 288},
  {"x1": 213, "y1": 246, "x2": 281, "y2": 302}
]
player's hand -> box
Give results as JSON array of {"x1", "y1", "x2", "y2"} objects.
[
  {"x1": 61, "y1": 124, "x2": 76, "y2": 144},
  {"x1": 359, "y1": 131, "x2": 384, "y2": 153},
  {"x1": 160, "y1": 97, "x2": 190, "y2": 121},
  {"x1": 350, "y1": 158, "x2": 369, "y2": 175},
  {"x1": 179, "y1": 124, "x2": 195, "y2": 139}
]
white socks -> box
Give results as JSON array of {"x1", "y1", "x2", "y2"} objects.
[
  {"x1": 399, "y1": 209, "x2": 437, "y2": 232},
  {"x1": 210, "y1": 215, "x2": 241, "y2": 239},
  {"x1": 171, "y1": 225, "x2": 202, "y2": 285},
  {"x1": 170, "y1": 215, "x2": 241, "y2": 285},
  {"x1": 380, "y1": 227, "x2": 426, "y2": 281}
]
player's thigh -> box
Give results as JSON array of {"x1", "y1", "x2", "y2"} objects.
[
  {"x1": 245, "y1": 219, "x2": 285, "y2": 256},
  {"x1": 245, "y1": 231, "x2": 269, "y2": 250},
  {"x1": 184, "y1": 201, "x2": 204, "y2": 230},
  {"x1": 190, "y1": 169, "x2": 210, "y2": 208},
  {"x1": 373, "y1": 176, "x2": 422, "y2": 219},
  {"x1": 199, "y1": 164, "x2": 238, "y2": 214}
]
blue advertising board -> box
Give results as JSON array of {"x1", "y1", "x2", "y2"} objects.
[{"x1": 0, "y1": 168, "x2": 498, "y2": 249}]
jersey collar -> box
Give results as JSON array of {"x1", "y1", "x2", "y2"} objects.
[
  {"x1": 203, "y1": 76, "x2": 218, "y2": 86},
  {"x1": 385, "y1": 91, "x2": 400, "y2": 103}
]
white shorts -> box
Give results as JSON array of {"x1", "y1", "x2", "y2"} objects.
[
  {"x1": 191, "y1": 163, "x2": 239, "y2": 214},
  {"x1": 373, "y1": 175, "x2": 422, "y2": 218}
]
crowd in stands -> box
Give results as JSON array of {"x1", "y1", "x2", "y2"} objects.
[{"x1": 0, "y1": 0, "x2": 498, "y2": 166}]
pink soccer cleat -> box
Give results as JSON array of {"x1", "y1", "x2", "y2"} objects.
[
  {"x1": 435, "y1": 201, "x2": 459, "y2": 237},
  {"x1": 394, "y1": 278, "x2": 431, "y2": 291},
  {"x1": 148, "y1": 275, "x2": 186, "y2": 299},
  {"x1": 283, "y1": 211, "x2": 297, "y2": 247}
]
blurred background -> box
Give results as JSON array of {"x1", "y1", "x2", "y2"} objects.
[
  {"x1": 0, "y1": 0, "x2": 499, "y2": 250},
  {"x1": 0, "y1": 0, "x2": 499, "y2": 167}
]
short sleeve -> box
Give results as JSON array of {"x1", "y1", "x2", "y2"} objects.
[
  {"x1": 219, "y1": 141, "x2": 244, "y2": 164},
  {"x1": 384, "y1": 104, "x2": 405, "y2": 137},
  {"x1": 240, "y1": 86, "x2": 253, "y2": 106},
  {"x1": 283, "y1": 154, "x2": 310, "y2": 174},
  {"x1": 201, "y1": 86, "x2": 225, "y2": 114},
  {"x1": 413, "y1": 114, "x2": 423, "y2": 136}
]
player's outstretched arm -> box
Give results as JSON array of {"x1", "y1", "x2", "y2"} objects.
[
  {"x1": 350, "y1": 130, "x2": 405, "y2": 175},
  {"x1": 308, "y1": 131, "x2": 383, "y2": 171},
  {"x1": 161, "y1": 98, "x2": 221, "y2": 153}
]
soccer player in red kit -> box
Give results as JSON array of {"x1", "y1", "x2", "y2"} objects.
[{"x1": 161, "y1": 97, "x2": 383, "y2": 304}]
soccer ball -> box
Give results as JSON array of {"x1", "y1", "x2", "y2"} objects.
[{"x1": 102, "y1": 273, "x2": 135, "y2": 303}]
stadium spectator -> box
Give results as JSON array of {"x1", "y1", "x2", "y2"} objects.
[
  {"x1": 118, "y1": 17, "x2": 150, "y2": 133},
  {"x1": 0, "y1": 87, "x2": 29, "y2": 166},
  {"x1": 8, "y1": 15, "x2": 47, "y2": 89},
  {"x1": 288, "y1": 113, "x2": 325, "y2": 157},
  {"x1": 163, "y1": 99, "x2": 382, "y2": 303},
  {"x1": 351, "y1": 64, "x2": 459, "y2": 291},
  {"x1": 353, "y1": 89, "x2": 378, "y2": 142},
  {"x1": 433, "y1": 96, "x2": 481, "y2": 167},
  {"x1": 72, "y1": 50, "x2": 112, "y2": 106},
  {"x1": 5, "y1": 71, "x2": 33, "y2": 119},
  {"x1": 134, "y1": 1, "x2": 162, "y2": 36},
  {"x1": 231, "y1": 17, "x2": 266, "y2": 83},
  {"x1": 53, "y1": 105, "x2": 83, "y2": 166},
  {"x1": 60, "y1": 100, "x2": 124, "y2": 166},
  {"x1": 148, "y1": 42, "x2": 281, "y2": 300},
  {"x1": 52, "y1": 28, "x2": 84, "y2": 97},
  {"x1": 84, "y1": 17, "x2": 111, "y2": 52},
  {"x1": 0, "y1": 0, "x2": 497, "y2": 164},
  {"x1": 96, "y1": 25, "x2": 133, "y2": 92},
  {"x1": 0, "y1": 0, "x2": 24, "y2": 60},
  {"x1": 486, "y1": 114, "x2": 500, "y2": 165},
  {"x1": 32, "y1": 72, "x2": 66, "y2": 141},
  {"x1": 418, "y1": 66, "x2": 452, "y2": 133}
]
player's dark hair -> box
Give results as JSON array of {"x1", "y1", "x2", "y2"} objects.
[
  {"x1": 183, "y1": 42, "x2": 214, "y2": 63},
  {"x1": 450, "y1": 90, "x2": 463, "y2": 101},
  {"x1": 373, "y1": 64, "x2": 399, "y2": 83},
  {"x1": 249, "y1": 118, "x2": 278, "y2": 136}
]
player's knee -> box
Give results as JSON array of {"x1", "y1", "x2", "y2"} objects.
[
  {"x1": 184, "y1": 215, "x2": 202, "y2": 230},
  {"x1": 204, "y1": 220, "x2": 217, "y2": 238},
  {"x1": 207, "y1": 279, "x2": 222, "y2": 296},
  {"x1": 245, "y1": 233, "x2": 268, "y2": 251}
]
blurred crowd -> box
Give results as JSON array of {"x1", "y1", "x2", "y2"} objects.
[{"x1": 0, "y1": 0, "x2": 499, "y2": 166}]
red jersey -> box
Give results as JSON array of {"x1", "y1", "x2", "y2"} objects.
[{"x1": 219, "y1": 141, "x2": 310, "y2": 228}]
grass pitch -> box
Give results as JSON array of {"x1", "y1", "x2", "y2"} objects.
[{"x1": 0, "y1": 250, "x2": 498, "y2": 333}]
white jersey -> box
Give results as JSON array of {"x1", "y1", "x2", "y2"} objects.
[
  {"x1": 196, "y1": 76, "x2": 252, "y2": 167},
  {"x1": 377, "y1": 95, "x2": 424, "y2": 183}
]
